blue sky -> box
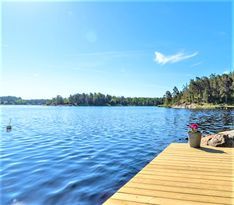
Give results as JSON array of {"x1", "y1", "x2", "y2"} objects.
[{"x1": 1, "y1": 1, "x2": 232, "y2": 99}]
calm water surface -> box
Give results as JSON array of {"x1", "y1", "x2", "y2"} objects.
[{"x1": 1, "y1": 106, "x2": 234, "y2": 205}]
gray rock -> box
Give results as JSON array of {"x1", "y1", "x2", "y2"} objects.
[{"x1": 201, "y1": 130, "x2": 234, "y2": 147}]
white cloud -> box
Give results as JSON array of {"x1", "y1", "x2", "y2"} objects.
[{"x1": 155, "y1": 51, "x2": 198, "y2": 65}]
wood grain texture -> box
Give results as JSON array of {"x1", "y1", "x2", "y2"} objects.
[{"x1": 104, "y1": 143, "x2": 234, "y2": 205}]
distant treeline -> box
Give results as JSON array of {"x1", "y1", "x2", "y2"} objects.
[
  {"x1": 47, "y1": 93, "x2": 163, "y2": 106},
  {"x1": 0, "y1": 94, "x2": 163, "y2": 106},
  {"x1": 163, "y1": 72, "x2": 234, "y2": 105},
  {"x1": 0, "y1": 96, "x2": 48, "y2": 105},
  {"x1": 2, "y1": 72, "x2": 233, "y2": 107}
]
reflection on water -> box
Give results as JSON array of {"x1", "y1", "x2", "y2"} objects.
[{"x1": 1, "y1": 106, "x2": 233, "y2": 205}]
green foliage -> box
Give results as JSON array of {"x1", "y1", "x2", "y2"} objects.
[
  {"x1": 0, "y1": 94, "x2": 163, "y2": 106},
  {"x1": 163, "y1": 91, "x2": 172, "y2": 105},
  {"x1": 163, "y1": 72, "x2": 234, "y2": 105},
  {"x1": 49, "y1": 93, "x2": 163, "y2": 106}
]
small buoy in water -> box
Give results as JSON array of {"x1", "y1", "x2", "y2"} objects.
[
  {"x1": 6, "y1": 119, "x2": 12, "y2": 132},
  {"x1": 6, "y1": 125, "x2": 12, "y2": 132}
]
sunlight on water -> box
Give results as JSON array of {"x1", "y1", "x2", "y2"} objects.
[
  {"x1": 1, "y1": 106, "x2": 234, "y2": 205},
  {"x1": 11, "y1": 199, "x2": 26, "y2": 205}
]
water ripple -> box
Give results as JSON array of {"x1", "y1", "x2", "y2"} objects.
[{"x1": 1, "y1": 106, "x2": 234, "y2": 205}]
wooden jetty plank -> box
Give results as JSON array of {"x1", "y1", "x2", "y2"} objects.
[
  {"x1": 141, "y1": 168, "x2": 233, "y2": 181},
  {"x1": 118, "y1": 187, "x2": 232, "y2": 204},
  {"x1": 144, "y1": 163, "x2": 232, "y2": 173},
  {"x1": 106, "y1": 192, "x2": 224, "y2": 205},
  {"x1": 104, "y1": 143, "x2": 234, "y2": 205},
  {"x1": 143, "y1": 166, "x2": 233, "y2": 177},
  {"x1": 125, "y1": 181, "x2": 233, "y2": 198},
  {"x1": 129, "y1": 177, "x2": 232, "y2": 192},
  {"x1": 150, "y1": 160, "x2": 233, "y2": 169},
  {"x1": 135, "y1": 173, "x2": 233, "y2": 186},
  {"x1": 155, "y1": 157, "x2": 234, "y2": 165}
]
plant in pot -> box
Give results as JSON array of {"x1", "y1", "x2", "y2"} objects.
[{"x1": 188, "y1": 123, "x2": 202, "y2": 148}]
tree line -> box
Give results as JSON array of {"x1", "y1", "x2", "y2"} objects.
[
  {"x1": 163, "y1": 72, "x2": 234, "y2": 105},
  {"x1": 0, "y1": 94, "x2": 163, "y2": 106},
  {"x1": 47, "y1": 93, "x2": 163, "y2": 106},
  {"x1": 2, "y1": 72, "x2": 233, "y2": 106},
  {"x1": 0, "y1": 96, "x2": 48, "y2": 105}
]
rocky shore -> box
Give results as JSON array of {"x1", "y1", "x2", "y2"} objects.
[
  {"x1": 172, "y1": 103, "x2": 198, "y2": 109},
  {"x1": 201, "y1": 130, "x2": 234, "y2": 147},
  {"x1": 171, "y1": 103, "x2": 234, "y2": 109}
]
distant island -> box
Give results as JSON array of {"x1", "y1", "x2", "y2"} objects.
[{"x1": 1, "y1": 72, "x2": 233, "y2": 108}]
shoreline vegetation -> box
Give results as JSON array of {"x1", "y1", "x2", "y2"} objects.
[
  {"x1": 162, "y1": 72, "x2": 234, "y2": 109},
  {"x1": 1, "y1": 72, "x2": 233, "y2": 109},
  {"x1": 0, "y1": 95, "x2": 163, "y2": 106}
]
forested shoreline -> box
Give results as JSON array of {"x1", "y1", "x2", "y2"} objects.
[
  {"x1": 0, "y1": 94, "x2": 163, "y2": 106},
  {"x1": 163, "y1": 72, "x2": 234, "y2": 106},
  {"x1": 1, "y1": 72, "x2": 233, "y2": 107},
  {"x1": 48, "y1": 93, "x2": 163, "y2": 106}
]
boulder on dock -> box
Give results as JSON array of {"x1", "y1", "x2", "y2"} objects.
[{"x1": 201, "y1": 130, "x2": 234, "y2": 147}]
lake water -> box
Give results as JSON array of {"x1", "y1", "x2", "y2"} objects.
[{"x1": 1, "y1": 106, "x2": 234, "y2": 205}]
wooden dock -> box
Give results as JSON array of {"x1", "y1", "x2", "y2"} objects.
[{"x1": 104, "y1": 143, "x2": 234, "y2": 205}]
